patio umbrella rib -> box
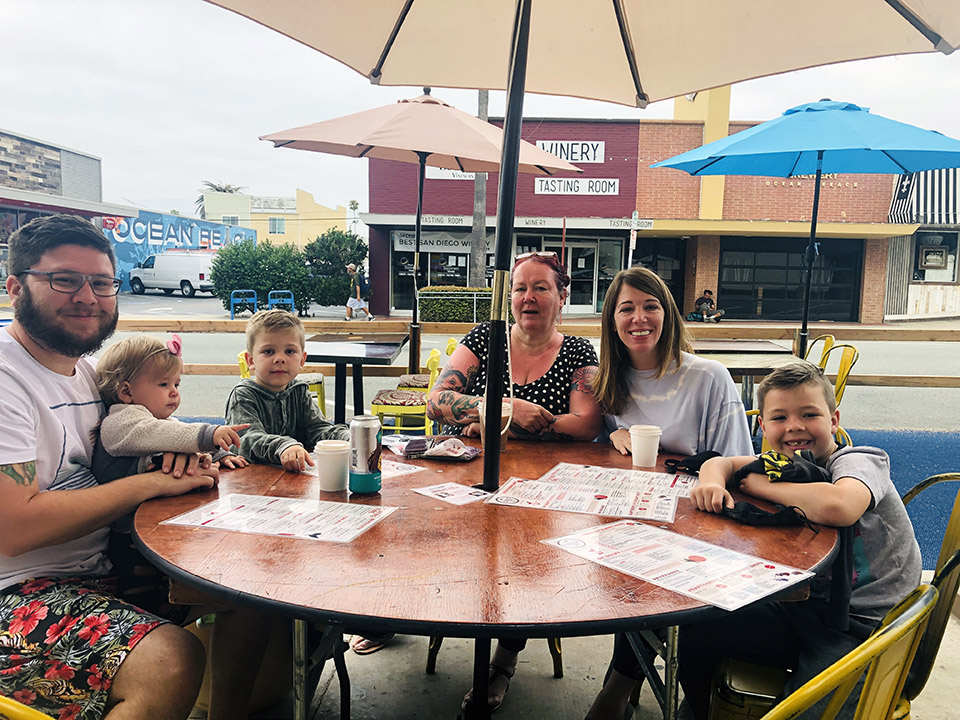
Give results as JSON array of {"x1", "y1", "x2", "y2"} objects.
[
  {"x1": 357, "y1": 146, "x2": 374, "y2": 159},
  {"x1": 884, "y1": 0, "x2": 953, "y2": 51},
  {"x1": 370, "y1": 0, "x2": 415, "y2": 82},
  {"x1": 612, "y1": 0, "x2": 648, "y2": 107},
  {"x1": 787, "y1": 154, "x2": 803, "y2": 178},
  {"x1": 879, "y1": 149, "x2": 911, "y2": 174}
]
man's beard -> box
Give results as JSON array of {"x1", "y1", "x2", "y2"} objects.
[{"x1": 15, "y1": 283, "x2": 119, "y2": 358}]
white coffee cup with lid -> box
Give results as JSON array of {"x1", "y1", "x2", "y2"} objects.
[
  {"x1": 629, "y1": 425, "x2": 662, "y2": 467},
  {"x1": 315, "y1": 439, "x2": 350, "y2": 492}
]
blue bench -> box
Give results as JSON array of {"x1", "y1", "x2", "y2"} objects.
[
  {"x1": 230, "y1": 289, "x2": 258, "y2": 320},
  {"x1": 267, "y1": 290, "x2": 295, "y2": 312}
]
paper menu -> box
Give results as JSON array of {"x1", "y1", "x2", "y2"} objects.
[
  {"x1": 413, "y1": 482, "x2": 492, "y2": 505},
  {"x1": 537, "y1": 463, "x2": 695, "y2": 498},
  {"x1": 487, "y1": 477, "x2": 677, "y2": 523},
  {"x1": 543, "y1": 519, "x2": 812, "y2": 611},
  {"x1": 162, "y1": 493, "x2": 396, "y2": 543}
]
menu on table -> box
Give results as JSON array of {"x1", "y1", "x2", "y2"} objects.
[
  {"x1": 488, "y1": 477, "x2": 678, "y2": 522},
  {"x1": 544, "y1": 519, "x2": 813, "y2": 611},
  {"x1": 382, "y1": 459, "x2": 425, "y2": 479},
  {"x1": 162, "y1": 493, "x2": 397, "y2": 543},
  {"x1": 538, "y1": 463, "x2": 695, "y2": 497},
  {"x1": 484, "y1": 462, "x2": 696, "y2": 522},
  {"x1": 413, "y1": 482, "x2": 492, "y2": 505}
]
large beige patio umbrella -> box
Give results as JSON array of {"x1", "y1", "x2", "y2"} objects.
[{"x1": 261, "y1": 91, "x2": 579, "y2": 372}]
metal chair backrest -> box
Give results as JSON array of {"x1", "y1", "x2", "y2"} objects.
[
  {"x1": 237, "y1": 350, "x2": 250, "y2": 379},
  {"x1": 445, "y1": 337, "x2": 458, "y2": 356},
  {"x1": 230, "y1": 289, "x2": 258, "y2": 320},
  {"x1": 0, "y1": 695, "x2": 53, "y2": 719},
  {"x1": 760, "y1": 584, "x2": 937, "y2": 720},
  {"x1": 267, "y1": 290, "x2": 295, "y2": 311},
  {"x1": 900, "y1": 473, "x2": 960, "y2": 702},
  {"x1": 821, "y1": 343, "x2": 859, "y2": 406},
  {"x1": 805, "y1": 334, "x2": 836, "y2": 370},
  {"x1": 426, "y1": 348, "x2": 442, "y2": 391}
]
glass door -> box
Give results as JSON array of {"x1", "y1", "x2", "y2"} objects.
[{"x1": 545, "y1": 243, "x2": 597, "y2": 314}]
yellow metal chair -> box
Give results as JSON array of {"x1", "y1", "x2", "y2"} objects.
[
  {"x1": 237, "y1": 351, "x2": 326, "y2": 415},
  {"x1": 397, "y1": 337, "x2": 457, "y2": 392},
  {"x1": 820, "y1": 343, "x2": 859, "y2": 406},
  {"x1": 756, "y1": 584, "x2": 937, "y2": 720},
  {"x1": 371, "y1": 349, "x2": 441, "y2": 433},
  {"x1": 0, "y1": 695, "x2": 52, "y2": 720},
  {"x1": 804, "y1": 334, "x2": 836, "y2": 370},
  {"x1": 892, "y1": 472, "x2": 960, "y2": 720}
]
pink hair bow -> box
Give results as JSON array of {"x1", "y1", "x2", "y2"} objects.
[{"x1": 166, "y1": 333, "x2": 183, "y2": 358}]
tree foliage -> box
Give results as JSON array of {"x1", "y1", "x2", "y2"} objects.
[
  {"x1": 303, "y1": 228, "x2": 370, "y2": 307},
  {"x1": 210, "y1": 239, "x2": 314, "y2": 316}
]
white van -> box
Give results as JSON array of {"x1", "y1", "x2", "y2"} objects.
[{"x1": 129, "y1": 252, "x2": 216, "y2": 297}]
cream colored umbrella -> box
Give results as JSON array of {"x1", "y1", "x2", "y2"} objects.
[
  {"x1": 208, "y1": 0, "x2": 958, "y2": 108},
  {"x1": 261, "y1": 90, "x2": 579, "y2": 372}
]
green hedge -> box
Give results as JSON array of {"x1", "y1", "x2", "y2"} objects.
[{"x1": 419, "y1": 285, "x2": 492, "y2": 322}]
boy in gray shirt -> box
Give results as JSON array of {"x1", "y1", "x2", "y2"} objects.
[
  {"x1": 226, "y1": 310, "x2": 348, "y2": 471},
  {"x1": 680, "y1": 363, "x2": 921, "y2": 719}
]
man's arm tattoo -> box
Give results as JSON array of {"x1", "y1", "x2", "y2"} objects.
[
  {"x1": 570, "y1": 366, "x2": 597, "y2": 394},
  {"x1": 1, "y1": 462, "x2": 37, "y2": 487}
]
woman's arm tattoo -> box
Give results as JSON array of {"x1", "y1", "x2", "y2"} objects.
[{"x1": 570, "y1": 366, "x2": 597, "y2": 393}]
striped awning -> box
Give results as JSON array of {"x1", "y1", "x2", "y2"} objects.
[{"x1": 889, "y1": 168, "x2": 959, "y2": 225}]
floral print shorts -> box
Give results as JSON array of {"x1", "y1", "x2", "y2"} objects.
[{"x1": 0, "y1": 576, "x2": 167, "y2": 720}]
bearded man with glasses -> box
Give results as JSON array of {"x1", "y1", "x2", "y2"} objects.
[{"x1": 0, "y1": 215, "x2": 267, "y2": 720}]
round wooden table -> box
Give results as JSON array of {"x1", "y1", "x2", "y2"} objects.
[{"x1": 134, "y1": 440, "x2": 837, "y2": 719}]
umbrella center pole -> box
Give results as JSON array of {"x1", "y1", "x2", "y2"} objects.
[
  {"x1": 481, "y1": 0, "x2": 531, "y2": 494},
  {"x1": 409, "y1": 152, "x2": 429, "y2": 374},
  {"x1": 798, "y1": 154, "x2": 824, "y2": 360}
]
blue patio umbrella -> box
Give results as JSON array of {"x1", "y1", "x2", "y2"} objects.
[{"x1": 652, "y1": 100, "x2": 960, "y2": 357}]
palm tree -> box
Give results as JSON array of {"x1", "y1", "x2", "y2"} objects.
[{"x1": 195, "y1": 181, "x2": 245, "y2": 219}]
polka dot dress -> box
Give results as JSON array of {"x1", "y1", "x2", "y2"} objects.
[{"x1": 442, "y1": 322, "x2": 598, "y2": 436}]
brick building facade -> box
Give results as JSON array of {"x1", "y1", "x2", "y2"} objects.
[{"x1": 363, "y1": 115, "x2": 915, "y2": 324}]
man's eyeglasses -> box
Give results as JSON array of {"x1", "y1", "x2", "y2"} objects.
[
  {"x1": 515, "y1": 251, "x2": 559, "y2": 261},
  {"x1": 19, "y1": 270, "x2": 122, "y2": 297}
]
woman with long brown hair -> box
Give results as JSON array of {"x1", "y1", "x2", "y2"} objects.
[
  {"x1": 587, "y1": 266, "x2": 752, "y2": 719},
  {"x1": 593, "y1": 266, "x2": 752, "y2": 458}
]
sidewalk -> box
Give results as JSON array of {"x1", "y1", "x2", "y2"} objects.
[{"x1": 228, "y1": 616, "x2": 960, "y2": 719}]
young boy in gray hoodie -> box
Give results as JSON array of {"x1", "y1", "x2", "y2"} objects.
[{"x1": 226, "y1": 309, "x2": 348, "y2": 472}]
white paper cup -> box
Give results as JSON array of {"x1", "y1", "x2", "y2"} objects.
[
  {"x1": 314, "y1": 440, "x2": 350, "y2": 492},
  {"x1": 478, "y1": 400, "x2": 510, "y2": 452},
  {"x1": 629, "y1": 425, "x2": 661, "y2": 467}
]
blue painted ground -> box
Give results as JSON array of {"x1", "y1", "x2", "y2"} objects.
[
  {"x1": 851, "y1": 429, "x2": 960, "y2": 570},
  {"x1": 183, "y1": 417, "x2": 959, "y2": 570}
]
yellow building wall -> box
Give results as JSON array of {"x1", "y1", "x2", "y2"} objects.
[{"x1": 250, "y1": 189, "x2": 347, "y2": 250}]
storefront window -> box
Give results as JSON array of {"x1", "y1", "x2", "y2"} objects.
[
  {"x1": 719, "y1": 237, "x2": 862, "y2": 321},
  {"x1": 631, "y1": 237, "x2": 686, "y2": 309},
  {"x1": 913, "y1": 231, "x2": 958, "y2": 283}
]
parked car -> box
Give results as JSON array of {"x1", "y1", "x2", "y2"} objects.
[{"x1": 129, "y1": 252, "x2": 216, "y2": 297}]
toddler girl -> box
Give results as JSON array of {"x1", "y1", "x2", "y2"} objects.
[
  {"x1": 93, "y1": 334, "x2": 247, "y2": 484},
  {"x1": 92, "y1": 334, "x2": 248, "y2": 614}
]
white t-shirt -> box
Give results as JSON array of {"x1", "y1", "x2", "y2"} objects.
[
  {"x1": 0, "y1": 331, "x2": 111, "y2": 591},
  {"x1": 602, "y1": 352, "x2": 754, "y2": 457}
]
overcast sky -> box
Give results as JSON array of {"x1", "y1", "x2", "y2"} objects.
[{"x1": 4, "y1": 0, "x2": 960, "y2": 223}]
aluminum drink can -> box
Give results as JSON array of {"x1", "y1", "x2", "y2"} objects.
[{"x1": 349, "y1": 415, "x2": 382, "y2": 493}]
